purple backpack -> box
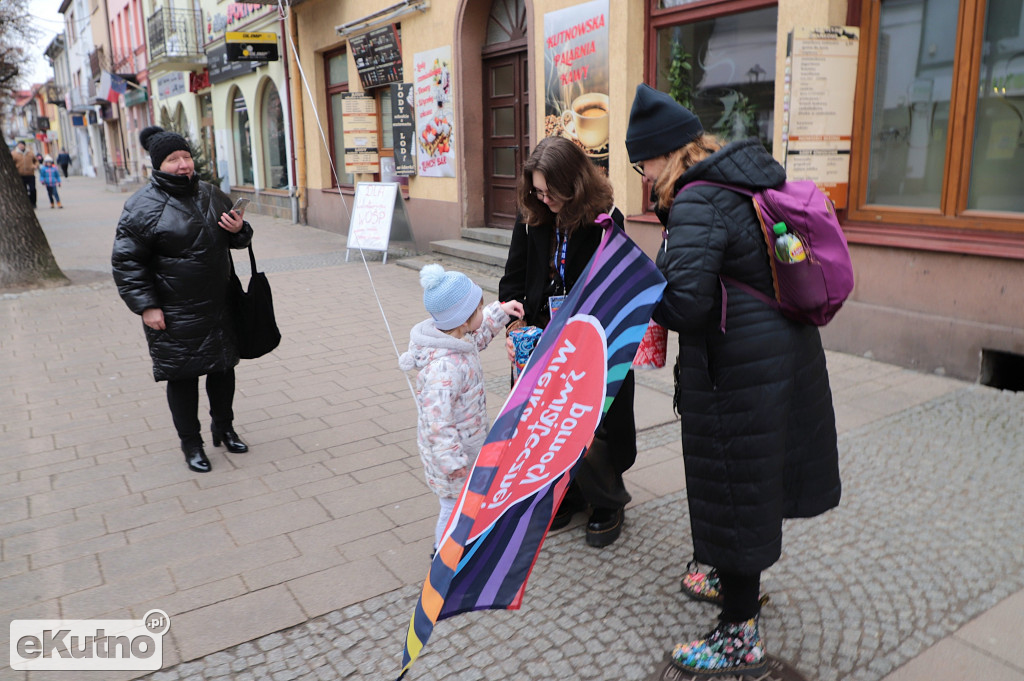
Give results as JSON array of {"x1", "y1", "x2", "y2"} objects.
[{"x1": 686, "y1": 180, "x2": 855, "y2": 327}]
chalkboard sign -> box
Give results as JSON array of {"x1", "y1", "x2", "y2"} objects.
[
  {"x1": 350, "y1": 24, "x2": 403, "y2": 90},
  {"x1": 346, "y1": 182, "x2": 412, "y2": 264}
]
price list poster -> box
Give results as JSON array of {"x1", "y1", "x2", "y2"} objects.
[
  {"x1": 784, "y1": 26, "x2": 860, "y2": 209},
  {"x1": 340, "y1": 92, "x2": 380, "y2": 175}
]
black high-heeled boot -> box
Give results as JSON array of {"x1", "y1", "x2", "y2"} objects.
[
  {"x1": 211, "y1": 428, "x2": 248, "y2": 453},
  {"x1": 182, "y1": 443, "x2": 211, "y2": 473}
]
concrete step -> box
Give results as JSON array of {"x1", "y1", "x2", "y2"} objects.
[
  {"x1": 394, "y1": 228, "x2": 512, "y2": 294},
  {"x1": 430, "y1": 238, "x2": 509, "y2": 267},
  {"x1": 461, "y1": 227, "x2": 514, "y2": 247},
  {"x1": 395, "y1": 253, "x2": 504, "y2": 294}
]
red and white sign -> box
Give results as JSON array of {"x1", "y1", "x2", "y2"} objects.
[
  {"x1": 347, "y1": 182, "x2": 398, "y2": 252},
  {"x1": 469, "y1": 315, "x2": 607, "y2": 539}
]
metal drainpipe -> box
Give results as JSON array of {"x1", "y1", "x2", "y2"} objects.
[{"x1": 286, "y1": 9, "x2": 307, "y2": 224}]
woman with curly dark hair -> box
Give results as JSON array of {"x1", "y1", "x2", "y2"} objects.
[{"x1": 498, "y1": 135, "x2": 636, "y2": 548}]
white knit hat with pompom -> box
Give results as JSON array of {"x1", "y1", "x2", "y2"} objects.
[{"x1": 420, "y1": 264, "x2": 482, "y2": 331}]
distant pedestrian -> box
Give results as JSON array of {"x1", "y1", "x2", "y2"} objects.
[
  {"x1": 11, "y1": 141, "x2": 38, "y2": 208},
  {"x1": 39, "y1": 156, "x2": 63, "y2": 209},
  {"x1": 56, "y1": 149, "x2": 72, "y2": 177},
  {"x1": 399, "y1": 264, "x2": 523, "y2": 556}
]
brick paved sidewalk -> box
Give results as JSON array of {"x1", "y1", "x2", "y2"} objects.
[{"x1": 2, "y1": 177, "x2": 1021, "y2": 681}]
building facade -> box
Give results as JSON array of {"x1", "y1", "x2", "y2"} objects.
[
  {"x1": 31, "y1": 0, "x2": 1022, "y2": 383},
  {"x1": 59, "y1": 0, "x2": 102, "y2": 177},
  {"x1": 146, "y1": 1, "x2": 294, "y2": 218},
  {"x1": 281, "y1": 0, "x2": 1021, "y2": 383},
  {"x1": 107, "y1": 0, "x2": 153, "y2": 179}
]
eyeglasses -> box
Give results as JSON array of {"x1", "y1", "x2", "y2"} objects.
[
  {"x1": 531, "y1": 188, "x2": 551, "y2": 201},
  {"x1": 631, "y1": 162, "x2": 645, "y2": 177}
]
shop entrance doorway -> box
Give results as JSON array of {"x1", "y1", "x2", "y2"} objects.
[
  {"x1": 481, "y1": 0, "x2": 528, "y2": 228},
  {"x1": 483, "y1": 48, "x2": 528, "y2": 228}
]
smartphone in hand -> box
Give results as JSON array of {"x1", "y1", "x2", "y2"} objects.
[{"x1": 231, "y1": 198, "x2": 250, "y2": 214}]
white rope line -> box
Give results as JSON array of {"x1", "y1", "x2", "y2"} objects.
[{"x1": 278, "y1": 0, "x2": 416, "y2": 402}]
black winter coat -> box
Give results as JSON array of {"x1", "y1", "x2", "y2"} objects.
[
  {"x1": 499, "y1": 207, "x2": 624, "y2": 329},
  {"x1": 653, "y1": 139, "x2": 841, "y2": 574},
  {"x1": 112, "y1": 171, "x2": 253, "y2": 382}
]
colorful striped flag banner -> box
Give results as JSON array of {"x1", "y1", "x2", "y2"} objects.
[{"x1": 396, "y1": 215, "x2": 666, "y2": 679}]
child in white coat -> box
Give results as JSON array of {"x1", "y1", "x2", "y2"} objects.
[{"x1": 399, "y1": 264, "x2": 523, "y2": 555}]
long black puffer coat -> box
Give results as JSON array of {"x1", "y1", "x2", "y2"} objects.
[
  {"x1": 653, "y1": 139, "x2": 841, "y2": 575},
  {"x1": 112, "y1": 170, "x2": 253, "y2": 382}
]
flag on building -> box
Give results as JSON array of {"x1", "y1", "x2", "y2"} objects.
[
  {"x1": 396, "y1": 216, "x2": 666, "y2": 679},
  {"x1": 98, "y1": 70, "x2": 128, "y2": 102}
]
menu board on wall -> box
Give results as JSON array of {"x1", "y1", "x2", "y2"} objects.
[
  {"x1": 350, "y1": 25, "x2": 403, "y2": 90},
  {"x1": 390, "y1": 83, "x2": 416, "y2": 175},
  {"x1": 783, "y1": 26, "x2": 860, "y2": 209},
  {"x1": 340, "y1": 92, "x2": 380, "y2": 174}
]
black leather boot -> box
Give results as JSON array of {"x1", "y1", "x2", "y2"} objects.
[
  {"x1": 211, "y1": 428, "x2": 248, "y2": 453},
  {"x1": 585, "y1": 506, "x2": 624, "y2": 548},
  {"x1": 550, "y1": 481, "x2": 588, "y2": 530},
  {"x1": 182, "y1": 443, "x2": 211, "y2": 473}
]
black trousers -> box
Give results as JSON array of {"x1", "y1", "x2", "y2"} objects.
[
  {"x1": 718, "y1": 570, "x2": 762, "y2": 622},
  {"x1": 166, "y1": 369, "x2": 235, "y2": 448},
  {"x1": 570, "y1": 369, "x2": 637, "y2": 510},
  {"x1": 59, "y1": 163, "x2": 69, "y2": 178},
  {"x1": 21, "y1": 175, "x2": 36, "y2": 207}
]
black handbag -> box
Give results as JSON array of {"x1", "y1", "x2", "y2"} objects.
[{"x1": 229, "y1": 244, "x2": 281, "y2": 359}]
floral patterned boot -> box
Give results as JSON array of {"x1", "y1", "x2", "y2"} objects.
[
  {"x1": 680, "y1": 561, "x2": 723, "y2": 604},
  {"x1": 670, "y1": 616, "x2": 767, "y2": 678}
]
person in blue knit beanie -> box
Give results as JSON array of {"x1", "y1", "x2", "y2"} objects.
[{"x1": 399, "y1": 265, "x2": 523, "y2": 556}]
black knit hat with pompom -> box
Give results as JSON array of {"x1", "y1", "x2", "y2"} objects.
[{"x1": 140, "y1": 126, "x2": 191, "y2": 170}]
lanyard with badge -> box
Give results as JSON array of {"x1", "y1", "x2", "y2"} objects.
[{"x1": 549, "y1": 229, "x2": 568, "y2": 319}]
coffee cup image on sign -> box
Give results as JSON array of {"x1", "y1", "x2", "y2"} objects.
[{"x1": 561, "y1": 92, "x2": 609, "y2": 150}]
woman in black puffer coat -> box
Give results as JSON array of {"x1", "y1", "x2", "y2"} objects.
[
  {"x1": 625, "y1": 84, "x2": 841, "y2": 677},
  {"x1": 112, "y1": 126, "x2": 254, "y2": 473}
]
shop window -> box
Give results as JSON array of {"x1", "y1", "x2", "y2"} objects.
[
  {"x1": 199, "y1": 93, "x2": 217, "y2": 180},
  {"x1": 851, "y1": 0, "x2": 1024, "y2": 239},
  {"x1": 260, "y1": 82, "x2": 288, "y2": 189},
  {"x1": 325, "y1": 48, "x2": 354, "y2": 187},
  {"x1": 231, "y1": 90, "x2": 254, "y2": 186},
  {"x1": 651, "y1": 2, "x2": 778, "y2": 151},
  {"x1": 375, "y1": 87, "x2": 408, "y2": 189},
  {"x1": 967, "y1": 0, "x2": 1024, "y2": 212},
  {"x1": 173, "y1": 103, "x2": 186, "y2": 134}
]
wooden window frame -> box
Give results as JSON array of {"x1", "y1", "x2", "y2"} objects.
[
  {"x1": 647, "y1": 0, "x2": 778, "y2": 101},
  {"x1": 324, "y1": 47, "x2": 352, "y2": 190},
  {"x1": 630, "y1": 0, "x2": 777, "y2": 222},
  {"x1": 373, "y1": 88, "x2": 395, "y2": 181},
  {"x1": 844, "y1": 0, "x2": 1024, "y2": 258}
]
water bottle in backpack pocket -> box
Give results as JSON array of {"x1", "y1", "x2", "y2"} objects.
[{"x1": 683, "y1": 180, "x2": 855, "y2": 327}]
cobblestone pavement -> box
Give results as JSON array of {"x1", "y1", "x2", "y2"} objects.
[{"x1": 130, "y1": 386, "x2": 1024, "y2": 681}]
